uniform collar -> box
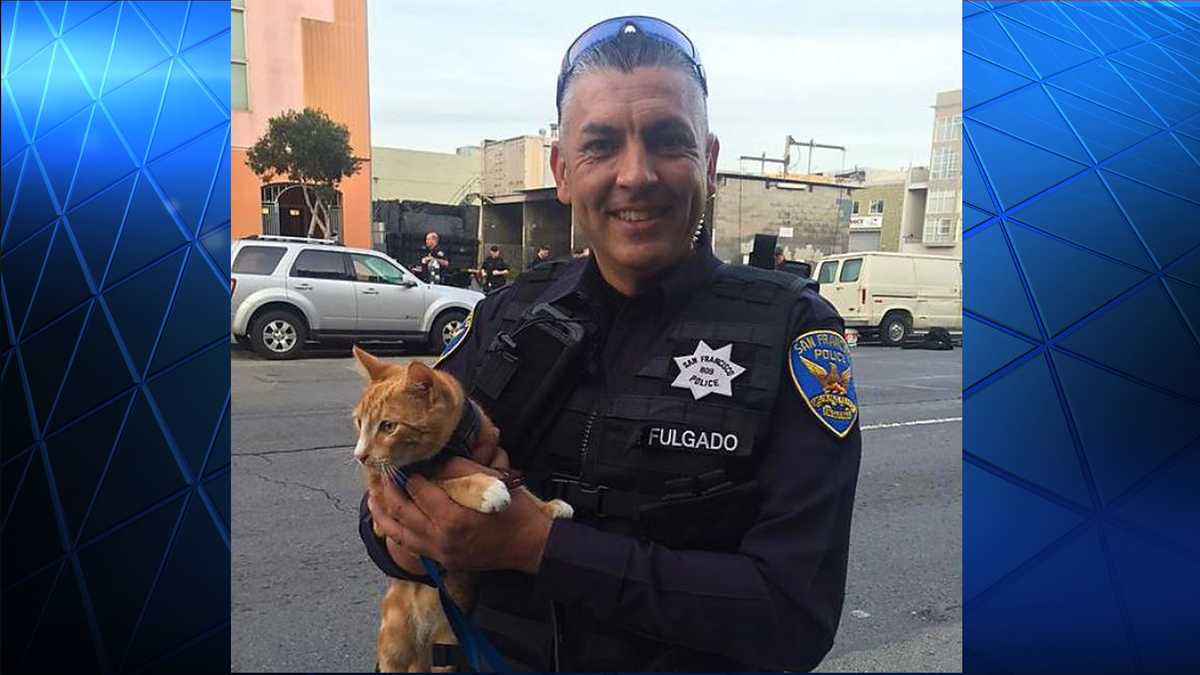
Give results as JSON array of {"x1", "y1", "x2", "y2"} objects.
[{"x1": 542, "y1": 246, "x2": 722, "y2": 312}]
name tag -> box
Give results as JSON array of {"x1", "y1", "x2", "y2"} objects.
[{"x1": 640, "y1": 425, "x2": 748, "y2": 456}]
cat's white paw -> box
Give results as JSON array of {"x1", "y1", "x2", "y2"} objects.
[
  {"x1": 479, "y1": 479, "x2": 511, "y2": 513},
  {"x1": 548, "y1": 499, "x2": 574, "y2": 519}
]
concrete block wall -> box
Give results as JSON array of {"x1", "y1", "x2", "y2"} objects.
[{"x1": 710, "y1": 175, "x2": 851, "y2": 267}]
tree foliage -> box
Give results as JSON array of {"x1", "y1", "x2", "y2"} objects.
[{"x1": 246, "y1": 108, "x2": 362, "y2": 237}]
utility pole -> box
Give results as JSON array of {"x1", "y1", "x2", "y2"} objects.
[
  {"x1": 739, "y1": 152, "x2": 786, "y2": 174},
  {"x1": 783, "y1": 135, "x2": 847, "y2": 175}
]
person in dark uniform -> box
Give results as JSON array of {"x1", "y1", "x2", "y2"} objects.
[
  {"x1": 527, "y1": 244, "x2": 552, "y2": 270},
  {"x1": 413, "y1": 231, "x2": 450, "y2": 284},
  {"x1": 360, "y1": 15, "x2": 861, "y2": 672},
  {"x1": 478, "y1": 245, "x2": 511, "y2": 292}
]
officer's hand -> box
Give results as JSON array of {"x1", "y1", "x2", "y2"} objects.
[
  {"x1": 468, "y1": 443, "x2": 511, "y2": 472},
  {"x1": 370, "y1": 456, "x2": 552, "y2": 574}
]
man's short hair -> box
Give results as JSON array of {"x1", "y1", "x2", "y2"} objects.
[
  {"x1": 538, "y1": 245, "x2": 551, "y2": 252},
  {"x1": 558, "y1": 32, "x2": 707, "y2": 137},
  {"x1": 489, "y1": 245, "x2": 500, "y2": 252}
]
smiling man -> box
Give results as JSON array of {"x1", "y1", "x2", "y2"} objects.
[{"x1": 360, "y1": 16, "x2": 863, "y2": 672}]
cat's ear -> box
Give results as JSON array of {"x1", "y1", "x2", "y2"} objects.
[
  {"x1": 406, "y1": 360, "x2": 435, "y2": 394},
  {"x1": 353, "y1": 345, "x2": 396, "y2": 382}
]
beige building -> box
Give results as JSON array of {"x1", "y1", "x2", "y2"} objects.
[
  {"x1": 370, "y1": 146, "x2": 481, "y2": 204},
  {"x1": 899, "y1": 89, "x2": 962, "y2": 256},
  {"x1": 833, "y1": 167, "x2": 909, "y2": 252}
]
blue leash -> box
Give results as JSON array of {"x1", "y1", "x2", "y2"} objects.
[{"x1": 392, "y1": 468, "x2": 511, "y2": 673}]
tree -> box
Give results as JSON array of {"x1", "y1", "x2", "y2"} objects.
[{"x1": 246, "y1": 108, "x2": 363, "y2": 239}]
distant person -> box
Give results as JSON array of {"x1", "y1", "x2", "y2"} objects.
[
  {"x1": 774, "y1": 246, "x2": 786, "y2": 269},
  {"x1": 478, "y1": 245, "x2": 511, "y2": 292},
  {"x1": 414, "y1": 231, "x2": 450, "y2": 283},
  {"x1": 527, "y1": 244, "x2": 552, "y2": 270}
]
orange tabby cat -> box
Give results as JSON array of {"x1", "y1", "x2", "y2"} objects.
[{"x1": 351, "y1": 346, "x2": 572, "y2": 672}]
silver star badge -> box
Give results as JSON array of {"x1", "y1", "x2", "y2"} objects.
[{"x1": 671, "y1": 341, "x2": 747, "y2": 400}]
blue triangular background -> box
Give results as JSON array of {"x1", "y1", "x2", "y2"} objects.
[
  {"x1": 1008, "y1": 170, "x2": 1155, "y2": 271},
  {"x1": 1102, "y1": 171, "x2": 1200, "y2": 269},
  {"x1": 968, "y1": 84, "x2": 1090, "y2": 164},
  {"x1": 1007, "y1": 224, "x2": 1148, "y2": 337},
  {"x1": 965, "y1": 354, "x2": 1091, "y2": 506},
  {"x1": 1058, "y1": 280, "x2": 1200, "y2": 400},
  {"x1": 65, "y1": 173, "x2": 136, "y2": 286},
  {"x1": 968, "y1": 121, "x2": 1086, "y2": 210},
  {"x1": 964, "y1": 224, "x2": 1042, "y2": 338},
  {"x1": 1047, "y1": 86, "x2": 1159, "y2": 161},
  {"x1": 964, "y1": 314, "x2": 1036, "y2": 389},
  {"x1": 1052, "y1": 351, "x2": 1200, "y2": 504}
]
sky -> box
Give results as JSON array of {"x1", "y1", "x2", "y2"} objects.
[{"x1": 367, "y1": 0, "x2": 961, "y2": 174}]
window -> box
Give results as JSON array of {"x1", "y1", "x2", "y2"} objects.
[
  {"x1": 934, "y1": 114, "x2": 962, "y2": 142},
  {"x1": 930, "y1": 147, "x2": 960, "y2": 180},
  {"x1": 291, "y1": 250, "x2": 350, "y2": 280},
  {"x1": 928, "y1": 190, "x2": 958, "y2": 214},
  {"x1": 232, "y1": 246, "x2": 286, "y2": 275},
  {"x1": 818, "y1": 261, "x2": 839, "y2": 284},
  {"x1": 839, "y1": 258, "x2": 863, "y2": 282},
  {"x1": 923, "y1": 217, "x2": 957, "y2": 244},
  {"x1": 869, "y1": 199, "x2": 884, "y2": 214},
  {"x1": 232, "y1": 3, "x2": 248, "y2": 109},
  {"x1": 351, "y1": 254, "x2": 407, "y2": 284},
  {"x1": 851, "y1": 200, "x2": 860, "y2": 215}
]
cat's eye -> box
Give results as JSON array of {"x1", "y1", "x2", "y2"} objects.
[{"x1": 378, "y1": 420, "x2": 398, "y2": 433}]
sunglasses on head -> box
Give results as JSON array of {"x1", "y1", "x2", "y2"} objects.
[{"x1": 556, "y1": 16, "x2": 707, "y2": 112}]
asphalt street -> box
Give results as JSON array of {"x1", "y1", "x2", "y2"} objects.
[{"x1": 230, "y1": 342, "x2": 961, "y2": 672}]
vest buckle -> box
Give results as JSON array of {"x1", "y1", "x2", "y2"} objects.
[{"x1": 550, "y1": 477, "x2": 607, "y2": 516}]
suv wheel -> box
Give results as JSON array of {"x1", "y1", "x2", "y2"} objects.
[
  {"x1": 429, "y1": 310, "x2": 468, "y2": 354},
  {"x1": 879, "y1": 312, "x2": 911, "y2": 347},
  {"x1": 250, "y1": 310, "x2": 307, "y2": 359}
]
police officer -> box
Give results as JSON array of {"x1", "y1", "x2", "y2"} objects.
[
  {"x1": 360, "y1": 16, "x2": 861, "y2": 672},
  {"x1": 527, "y1": 244, "x2": 552, "y2": 270},
  {"x1": 414, "y1": 231, "x2": 450, "y2": 284},
  {"x1": 478, "y1": 245, "x2": 512, "y2": 292}
]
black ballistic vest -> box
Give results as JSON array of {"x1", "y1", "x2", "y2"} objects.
[{"x1": 468, "y1": 260, "x2": 811, "y2": 671}]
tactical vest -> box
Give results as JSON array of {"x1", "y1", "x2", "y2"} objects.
[{"x1": 466, "y1": 260, "x2": 813, "y2": 672}]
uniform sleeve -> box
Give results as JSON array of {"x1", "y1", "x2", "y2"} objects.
[{"x1": 534, "y1": 293, "x2": 863, "y2": 671}]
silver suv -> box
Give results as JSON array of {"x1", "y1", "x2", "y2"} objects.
[{"x1": 231, "y1": 235, "x2": 483, "y2": 359}]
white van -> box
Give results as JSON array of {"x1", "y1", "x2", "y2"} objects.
[{"x1": 815, "y1": 252, "x2": 962, "y2": 345}]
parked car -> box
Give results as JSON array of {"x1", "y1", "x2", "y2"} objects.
[
  {"x1": 815, "y1": 252, "x2": 962, "y2": 346},
  {"x1": 231, "y1": 235, "x2": 483, "y2": 359}
]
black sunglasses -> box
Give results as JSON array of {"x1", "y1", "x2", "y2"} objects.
[{"x1": 556, "y1": 16, "x2": 707, "y2": 112}]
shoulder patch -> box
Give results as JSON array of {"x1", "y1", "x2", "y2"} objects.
[
  {"x1": 788, "y1": 329, "x2": 859, "y2": 437},
  {"x1": 434, "y1": 310, "x2": 473, "y2": 367}
]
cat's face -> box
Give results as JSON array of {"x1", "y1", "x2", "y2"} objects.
[{"x1": 351, "y1": 347, "x2": 460, "y2": 471}]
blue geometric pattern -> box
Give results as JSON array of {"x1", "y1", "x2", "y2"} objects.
[
  {"x1": 964, "y1": 2, "x2": 1200, "y2": 672},
  {"x1": 1, "y1": 2, "x2": 229, "y2": 672}
]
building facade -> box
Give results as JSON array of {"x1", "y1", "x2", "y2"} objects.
[
  {"x1": 371, "y1": 146, "x2": 481, "y2": 205},
  {"x1": 837, "y1": 168, "x2": 909, "y2": 252},
  {"x1": 899, "y1": 89, "x2": 962, "y2": 256},
  {"x1": 229, "y1": 0, "x2": 373, "y2": 248}
]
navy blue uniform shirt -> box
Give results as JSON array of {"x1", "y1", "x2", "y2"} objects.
[{"x1": 417, "y1": 245, "x2": 863, "y2": 670}]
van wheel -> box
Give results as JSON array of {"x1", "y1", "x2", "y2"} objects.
[
  {"x1": 429, "y1": 309, "x2": 468, "y2": 354},
  {"x1": 880, "y1": 312, "x2": 911, "y2": 347},
  {"x1": 250, "y1": 310, "x2": 307, "y2": 359}
]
